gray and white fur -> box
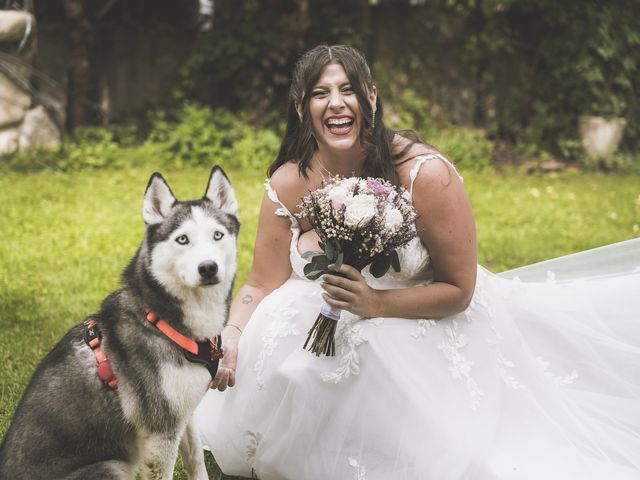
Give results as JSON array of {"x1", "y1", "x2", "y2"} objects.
[{"x1": 0, "y1": 166, "x2": 239, "y2": 480}]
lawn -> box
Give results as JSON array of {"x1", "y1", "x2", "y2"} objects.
[{"x1": 0, "y1": 164, "x2": 638, "y2": 478}]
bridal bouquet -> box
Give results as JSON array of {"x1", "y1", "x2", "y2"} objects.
[{"x1": 297, "y1": 176, "x2": 418, "y2": 356}]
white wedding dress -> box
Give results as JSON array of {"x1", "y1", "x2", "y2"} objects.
[{"x1": 195, "y1": 156, "x2": 640, "y2": 479}]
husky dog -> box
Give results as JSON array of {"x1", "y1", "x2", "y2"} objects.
[{"x1": 0, "y1": 166, "x2": 239, "y2": 480}]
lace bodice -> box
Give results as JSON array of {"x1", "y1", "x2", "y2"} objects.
[{"x1": 266, "y1": 154, "x2": 459, "y2": 288}]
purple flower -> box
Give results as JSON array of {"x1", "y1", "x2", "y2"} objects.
[{"x1": 367, "y1": 178, "x2": 391, "y2": 197}]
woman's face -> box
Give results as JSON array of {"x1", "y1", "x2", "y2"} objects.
[{"x1": 304, "y1": 62, "x2": 376, "y2": 156}]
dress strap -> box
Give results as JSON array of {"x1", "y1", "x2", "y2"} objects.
[
  {"x1": 409, "y1": 153, "x2": 463, "y2": 196},
  {"x1": 265, "y1": 179, "x2": 298, "y2": 226}
]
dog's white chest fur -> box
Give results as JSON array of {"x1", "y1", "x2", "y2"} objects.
[{"x1": 161, "y1": 363, "x2": 211, "y2": 415}]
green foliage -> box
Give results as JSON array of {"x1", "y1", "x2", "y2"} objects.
[
  {"x1": 382, "y1": 87, "x2": 493, "y2": 172},
  {"x1": 2, "y1": 103, "x2": 281, "y2": 174},
  {"x1": 145, "y1": 103, "x2": 280, "y2": 171},
  {"x1": 382, "y1": 88, "x2": 434, "y2": 134},
  {"x1": 58, "y1": 127, "x2": 125, "y2": 170},
  {"x1": 505, "y1": 0, "x2": 639, "y2": 153},
  {"x1": 432, "y1": 126, "x2": 494, "y2": 172},
  {"x1": 372, "y1": 0, "x2": 639, "y2": 158},
  {"x1": 3, "y1": 125, "x2": 152, "y2": 172}
]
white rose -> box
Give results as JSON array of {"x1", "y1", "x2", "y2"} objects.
[
  {"x1": 344, "y1": 194, "x2": 377, "y2": 228},
  {"x1": 383, "y1": 206, "x2": 403, "y2": 231},
  {"x1": 340, "y1": 177, "x2": 358, "y2": 190}
]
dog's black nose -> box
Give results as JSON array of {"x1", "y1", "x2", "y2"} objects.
[{"x1": 198, "y1": 260, "x2": 218, "y2": 280}]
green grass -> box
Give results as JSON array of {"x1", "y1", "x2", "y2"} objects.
[{"x1": 0, "y1": 165, "x2": 638, "y2": 478}]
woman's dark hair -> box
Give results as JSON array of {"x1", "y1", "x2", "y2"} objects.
[{"x1": 267, "y1": 44, "x2": 424, "y2": 184}]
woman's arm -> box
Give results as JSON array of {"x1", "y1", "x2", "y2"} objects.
[
  {"x1": 321, "y1": 157, "x2": 477, "y2": 320},
  {"x1": 210, "y1": 165, "x2": 307, "y2": 390}
]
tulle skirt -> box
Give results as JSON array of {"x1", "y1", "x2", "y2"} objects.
[{"x1": 195, "y1": 239, "x2": 640, "y2": 479}]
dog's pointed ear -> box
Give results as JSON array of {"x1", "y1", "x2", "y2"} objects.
[
  {"x1": 143, "y1": 173, "x2": 176, "y2": 225},
  {"x1": 204, "y1": 166, "x2": 238, "y2": 216}
]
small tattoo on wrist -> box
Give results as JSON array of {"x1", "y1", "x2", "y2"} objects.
[{"x1": 241, "y1": 294, "x2": 253, "y2": 304}]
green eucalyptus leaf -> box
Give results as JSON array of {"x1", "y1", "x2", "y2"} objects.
[
  {"x1": 324, "y1": 239, "x2": 341, "y2": 262},
  {"x1": 370, "y1": 254, "x2": 391, "y2": 278},
  {"x1": 306, "y1": 270, "x2": 325, "y2": 280},
  {"x1": 304, "y1": 262, "x2": 327, "y2": 280},
  {"x1": 390, "y1": 250, "x2": 401, "y2": 272},
  {"x1": 312, "y1": 255, "x2": 330, "y2": 271},
  {"x1": 303, "y1": 262, "x2": 317, "y2": 277},
  {"x1": 301, "y1": 250, "x2": 323, "y2": 259},
  {"x1": 330, "y1": 251, "x2": 344, "y2": 271}
]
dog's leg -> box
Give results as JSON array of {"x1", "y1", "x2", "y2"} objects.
[
  {"x1": 139, "y1": 434, "x2": 180, "y2": 480},
  {"x1": 179, "y1": 418, "x2": 209, "y2": 480}
]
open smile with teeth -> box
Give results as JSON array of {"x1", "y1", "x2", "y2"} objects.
[{"x1": 325, "y1": 117, "x2": 354, "y2": 135}]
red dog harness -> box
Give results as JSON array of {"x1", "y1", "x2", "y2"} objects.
[
  {"x1": 83, "y1": 319, "x2": 118, "y2": 390},
  {"x1": 83, "y1": 312, "x2": 223, "y2": 391},
  {"x1": 145, "y1": 310, "x2": 224, "y2": 383}
]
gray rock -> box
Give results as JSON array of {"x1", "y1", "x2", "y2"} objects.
[
  {"x1": 0, "y1": 71, "x2": 31, "y2": 127},
  {"x1": 0, "y1": 11, "x2": 34, "y2": 44},
  {"x1": 18, "y1": 105, "x2": 61, "y2": 150},
  {"x1": 0, "y1": 127, "x2": 18, "y2": 155}
]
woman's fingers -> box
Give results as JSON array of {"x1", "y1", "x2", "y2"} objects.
[
  {"x1": 323, "y1": 265, "x2": 363, "y2": 290},
  {"x1": 209, "y1": 366, "x2": 235, "y2": 391},
  {"x1": 209, "y1": 334, "x2": 239, "y2": 391},
  {"x1": 321, "y1": 263, "x2": 381, "y2": 318},
  {"x1": 322, "y1": 293, "x2": 350, "y2": 310},
  {"x1": 332, "y1": 263, "x2": 363, "y2": 280},
  {"x1": 321, "y1": 281, "x2": 355, "y2": 301}
]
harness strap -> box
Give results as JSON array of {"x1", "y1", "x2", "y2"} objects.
[
  {"x1": 145, "y1": 310, "x2": 224, "y2": 383},
  {"x1": 145, "y1": 311, "x2": 199, "y2": 355},
  {"x1": 83, "y1": 319, "x2": 118, "y2": 390}
]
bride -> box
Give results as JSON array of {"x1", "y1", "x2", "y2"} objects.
[{"x1": 195, "y1": 44, "x2": 640, "y2": 479}]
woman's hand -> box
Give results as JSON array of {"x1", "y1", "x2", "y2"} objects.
[
  {"x1": 321, "y1": 264, "x2": 383, "y2": 318},
  {"x1": 209, "y1": 325, "x2": 241, "y2": 391}
]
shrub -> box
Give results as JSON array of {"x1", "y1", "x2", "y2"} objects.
[
  {"x1": 3, "y1": 127, "x2": 128, "y2": 172},
  {"x1": 431, "y1": 126, "x2": 494, "y2": 172},
  {"x1": 58, "y1": 127, "x2": 125, "y2": 170},
  {"x1": 383, "y1": 87, "x2": 494, "y2": 172},
  {"x1": 145, "y1": 103, "x2": 279, "y2": 171}
]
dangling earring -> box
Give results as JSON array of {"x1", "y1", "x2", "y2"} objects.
[{"x1": 371, "y1": 110, "x2": 376, "y2": 129}]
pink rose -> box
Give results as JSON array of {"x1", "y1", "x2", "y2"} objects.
[{"x1": 328, "y1": 186, "x2": 352, "y2": 210}]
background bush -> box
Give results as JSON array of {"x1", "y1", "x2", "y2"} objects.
[{"x1": 145, "y1": 103, "x2": 281, "y2": 171}]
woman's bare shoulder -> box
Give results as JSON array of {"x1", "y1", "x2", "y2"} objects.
[
  {"x1": 268, "y1": 161, "x2": 310, "y2": 213},
  {"x1": 392, "y1": 133, "x2": 440, "y2": 161}
]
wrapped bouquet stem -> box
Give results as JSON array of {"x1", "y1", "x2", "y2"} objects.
[{"x1": 297, "y1": 176, "x2": 418, "y2": 356}]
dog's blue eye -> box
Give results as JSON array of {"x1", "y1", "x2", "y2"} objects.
[
  {"x1": 175, "y1": 235, "x2": 189, "y2": 245},
  {"x1": 213, "y1": 231, "x2": 224, "y2": 241}
]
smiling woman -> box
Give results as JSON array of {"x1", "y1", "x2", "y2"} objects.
[
  {"x1": 194, "y1": 44, "x2": 640, "y2": 480},
  {"x1": 304, "y1": 62, "x2": 376, "y2": 167}
]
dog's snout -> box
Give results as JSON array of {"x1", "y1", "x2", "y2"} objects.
[{"x1": 198, "y1": 260, "x2": 218, "y2": 279}]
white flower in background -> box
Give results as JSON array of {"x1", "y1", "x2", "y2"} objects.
[
  {"x1": 357, "y1": 179, "x2": 369, "y2": 191},
  {"x1": 383, "y1": 206, "x2": 403, "y2": 231},
  {"x1": 328, "y1": 185, "x2": 352, "y2": 210},
  {"x1": 342, "y1": 177, "x2": 358, "y2": 190},
  {"x1": 344, "y1": 194, "x2": 377, "y2": 228}
]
